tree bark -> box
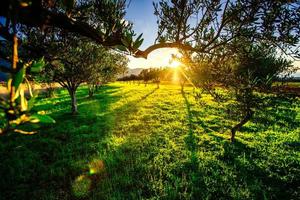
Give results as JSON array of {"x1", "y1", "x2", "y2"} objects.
[
  {"x1": 180, "y1": 82, "x2": 185, "y2": 92},
  {"x1": 9, "y1": 33, "x2": 18, "y2": 110},
  {"x1": 46, "y1": 83, "x2": 55, "y2": 98},
  {"x1": 231, "y1": 110, "x2": 253, "y2": 142},
  {"x1": 95, "y1": 83, "x2": 100, "y2": 91},
  {"x1": 68, "y1": 89, "x2": 78, "y2": 114},
  {"x1": 88, "y1": 85, "x2": 95, "y2": 98}
]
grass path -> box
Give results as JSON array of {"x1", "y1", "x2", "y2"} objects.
[{"x1": 0, "y1": 83, "x2": 299, "y2": 199}]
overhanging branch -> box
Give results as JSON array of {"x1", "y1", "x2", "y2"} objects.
[{"x1": 134, "y1": 42, "x2": 195, "y2": 58}]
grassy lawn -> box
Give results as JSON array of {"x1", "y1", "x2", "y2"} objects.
[{"x1": 0, "y1": 82, "x2": 299, "y2": 199}]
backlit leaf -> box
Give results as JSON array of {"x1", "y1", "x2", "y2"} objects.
[
  {"x1": 30, "y1": 58, "x2": 45, "y2": 73},
  {"x1": 30, "y1": 114, "x2": 56, "y2": 124},
  {"x1": 13, "y1": 67, "x2": 25, "y2": 90}
]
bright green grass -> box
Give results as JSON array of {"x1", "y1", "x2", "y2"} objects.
[
  {"x1": 0, "y1": 83, "x2": 299, "y2": 200},
  {"x1": 273, "y1": 81, "x2": 300, "y2": 87}
]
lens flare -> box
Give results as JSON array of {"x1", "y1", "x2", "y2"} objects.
[
  {"x1": 172, "y1": 69, "x2": 179, "y2": 82},
  {"x1": 170, "y1": 60, "x2": 181, "y2": 68}
]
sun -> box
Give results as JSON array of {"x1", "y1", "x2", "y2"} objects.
[{"x1": 170, "y1": 60, "x2": 181, "y2": 68}]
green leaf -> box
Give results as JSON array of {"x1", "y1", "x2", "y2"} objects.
[
  {"x1": 13, "y1": 67, "x2": 25, "y2": 90},
  {"x1": 133, "y1": 38, "x2": 144, "y2": 49},
  {"x1": 116, "y1": 45, "x2": 128, "y2": 52},
  {"x1": 20, "y1": 87, "x2": 28, "y2": 112},
  {"x1": 125, "y1": 31, "x2": 132, "y2": 42},
  {"x1": 27, "y1": 92, "x2": 38, "y2": 111},
  {"x1": 158, "y1": 37, "x2": 166, "y2": 43},
  {"x1": 31, "y1": 58, "x2": 45, "y2": 73},
  {"x1": 121, "y1": 38, "x2": 130, "y2": 47},
  {"x1": 136, "y1": 33, "x2": 143, "y2": 42},
  {"x1": 30, "y1": 114, "x2": 56, "y2": 124}
]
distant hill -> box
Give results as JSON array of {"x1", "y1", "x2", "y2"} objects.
[
  {"x1": 293, "y1": 71, "x2": 300, "y2": 78},
  {"x1": 117, "y1": 68, "x2": 144, "y2": 79},
  {"x1": 126, "y1": 68, "x2": 144, "y2": 76}
]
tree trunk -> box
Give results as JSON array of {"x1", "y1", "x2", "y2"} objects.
[
  {"x1": 47, "y1": 88, "x2": 55, "y2": 98},
  {"x1": 9, "y1": 33, "x2": 18, "y2": 110},
  {"x1": 181, "y1": 82, "x2": 185, "y2": 92},
  {"x1": 46, "y1": 83, "x2": 55, "y2": 98},
  {"x1": 230, "y1": 110, "x2": 253, "y2": 142},
  {"x1": 88, "y1": 85, "x2": 95, "y2": 97},
  {"x1": 68, "y1": 89, "x2": 78, "y2": 114},
  {"x1": 95, "y1": 83, "x2": 101, "y2": 91},
  {"x1": 89, "y1": 88, "x2": 93, "y2": 97}
]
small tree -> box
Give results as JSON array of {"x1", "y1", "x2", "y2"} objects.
[
  {"x1": 139, "y1": 69, "x2": 151, "y2": 86},
  {"x1": 86, "y1": 47, "x2": 110, "y2": 97},
  {"x1": 226, "y1": 45, "x2": 294, "y2": 142},
  {"x1": 150, "y1": 68, "x2": 162, "y2": 88},
  {"x1": 87, "y1": 51, "x2": 128, "y2": 97},
  {"x1": 189, "y1": 44, "x2": 294, "y2": 142},
  {"x1": 48, "y1": 37, "x2": 105, "y2": 114},
  {"x1": 177, "y1": 66, "x2": 188, "y2": 91}
]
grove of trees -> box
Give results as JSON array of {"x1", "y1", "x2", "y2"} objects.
[
  {"x1": 0, "y1": 1, "x2": 300, "y2": 200},
  {"x1": 0, "y1": 0, "x2": 300, "y2": 137}
]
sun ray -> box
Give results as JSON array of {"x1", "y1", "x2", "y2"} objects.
[{"x1": 170, "y1": 60, "x2": 181, "y2": 68}]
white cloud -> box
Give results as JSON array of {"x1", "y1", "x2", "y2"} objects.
[{"x1": 128, "y1": 48, "x2": 180, "y2": 68}]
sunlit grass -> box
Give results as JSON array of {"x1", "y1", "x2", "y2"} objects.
[{"x1": 0, "y1": 82, "x2": 299, "y2": 199}]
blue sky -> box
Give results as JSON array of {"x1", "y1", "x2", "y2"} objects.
[
  {"x1": 125, "y1": 0, "x2": 158, "y2": 49},
  {"x1": 1, "y1": 2, "x2": 299, "y2": 75},
  {"x1": 125, "y1": 0, "x2": 180, "y2": 69},
  {"x1": 124, "y1": 1, "x2": 300, "y2": 75}
]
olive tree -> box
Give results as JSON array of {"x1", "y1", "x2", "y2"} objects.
[
  {"x1": 226, "y1": 45, "x2": 295, "y2": 142},
  {"x1": 185, "y1": 43, "x2": 295, "y2": 142},
  {"x1": 0, "y1": 0, "x2": 132, "y2": 133},
  {"x1": 87, "y1": 51, "x2": 129, "y2": 97},
  {"x1": 1, "y1": 0, "x2": 300, "y2": 133}
]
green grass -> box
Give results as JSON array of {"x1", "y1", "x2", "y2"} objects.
[
  {"x1": 273, "y1": 81, "x2": 300, "y2": 87},
  {"x1": 0, "y1": 83, "x2": 299, "y2": 200}
]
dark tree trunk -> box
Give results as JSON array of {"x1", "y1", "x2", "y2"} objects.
[
  {"x1": 88, "y1": 85, "x2": 95, "y2": 97},
  {"x1": 46, "y1": 83, "x2": 55, "y2": 98},
  {"x1": 89, "y1": 88, "x2": 94, "y2": 97},
  {"x1": 68, "y1": 88, "x2": 78, "y2": 114},
  {"x1": 47, "y1": 88, "x2": 55, "y2": 98},
  {"x1": 230, "y1": 110, "x2": 253, "y2": 142},
  {"x1": 95, "y1": 83, "x2": 101, "y2": 91}
]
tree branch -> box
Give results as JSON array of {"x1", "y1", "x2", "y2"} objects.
[{"x1": 135, "y1": 42, "x2": 195, "y2": 58}]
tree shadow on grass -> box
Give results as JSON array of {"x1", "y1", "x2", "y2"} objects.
[
  {"x1": 68, "y1": 87, "x2": 159, "y2": 198},
  {"x1": 179, "y1": 129, "x2": 299, "y2": 199},
  {"x1": 32, "y1": 85, "x2": 122, "y2": 115},
  {"x1": 0, "y1": 84, "x2": 125, "y2": 199},
  {"x1": 209, "y1": 133, "x2": 299, "y2": 199},
  {"x1": 182, "y1": 91, "x2": 197, "y2": 152},
  {"x1": 0, "y1": 84, "x2": 160, "y2": 200},
  {"x1": 181, "y1": 91, "x2": 299, "y2": 199},
  {"x1": 182, "y1": 91, "x2": 231, "y2": 135},
  {"x1": 230, "y1": 95, "x2": 300, "y2": 134},
  {"x1": 67, "y1": 88, "x2": 299, "y2": 200}
]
